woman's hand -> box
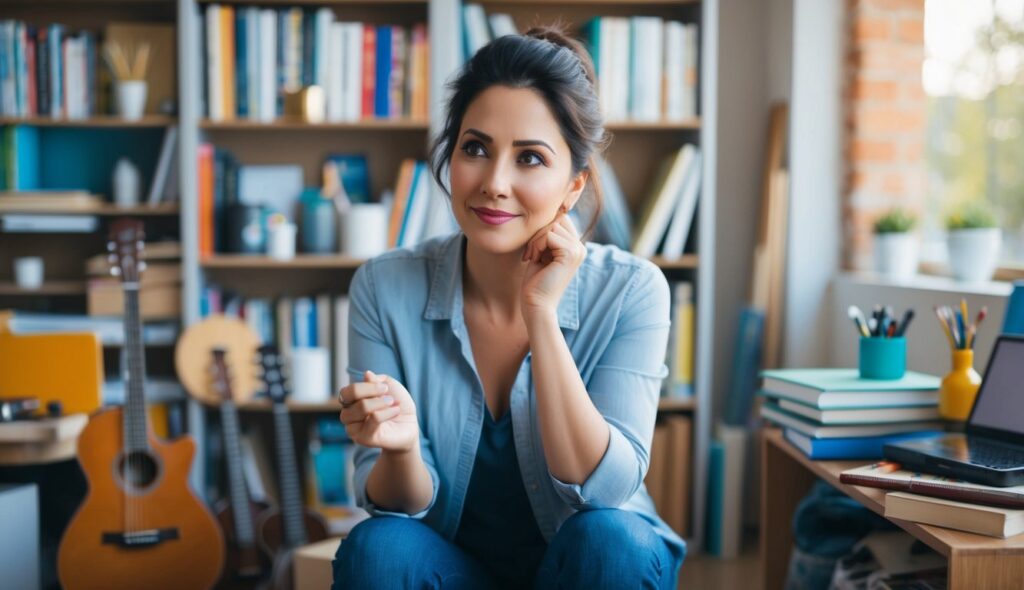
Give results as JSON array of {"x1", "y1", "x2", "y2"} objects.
[
  {"x1": 339, "y1": 370, "x2": 420, "y2": 454},
  {"x1": 521, "y1": 211, "x2": 587, "y2": 319}
]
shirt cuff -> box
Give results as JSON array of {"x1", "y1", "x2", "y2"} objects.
[
  {"x1": 548, "y1": 423, "x2": 639, "y2": 510},
  {"x1": 356, "y1": 461, "x2": 440, "y2": 520}
]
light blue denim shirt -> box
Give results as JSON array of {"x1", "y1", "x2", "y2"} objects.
[{"x1": 346, "y1": 231, "x2": 685, "y2": 556}]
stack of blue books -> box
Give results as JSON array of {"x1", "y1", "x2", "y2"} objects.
[{"x1": 759, "y1": 369, "x2": 944, "y2": 459}]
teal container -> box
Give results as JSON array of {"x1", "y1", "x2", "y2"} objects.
[{"x1": 859, "y1": 337, "x2": 907, "y2": 380}]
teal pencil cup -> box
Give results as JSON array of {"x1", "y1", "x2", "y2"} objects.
[{"x1": 859, "y1": 337, "x2": 906, "y2": 380}]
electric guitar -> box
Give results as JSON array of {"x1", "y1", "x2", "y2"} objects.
[
  {"x1": 58, "y1": 219, "x2": 224, "y2": 590},
  {"x1": 209, "y1": 348, "x2": 271, "y2": 587},
  {"x1": 255, "y1": 344, "x2": 328, "y2": 589}
]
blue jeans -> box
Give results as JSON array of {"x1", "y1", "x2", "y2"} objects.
[{"x1": 333, "y1": 509, "x2": 684, "y2": 589}]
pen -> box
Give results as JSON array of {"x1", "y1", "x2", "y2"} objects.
[
  {"x1": 895, "y1": 309, "x2": 915, "y2": 337},
  {"x1": 848, "y1": 305, "x2": 870, "y2": 338}
]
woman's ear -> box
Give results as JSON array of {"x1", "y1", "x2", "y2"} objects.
[{"x1": 564, "y1": 170, "x2": 589, "y2": 213}]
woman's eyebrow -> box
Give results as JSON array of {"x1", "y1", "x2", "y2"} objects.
[{"x1": 462, "y1": 128, "x2": 556, "y2": 155}]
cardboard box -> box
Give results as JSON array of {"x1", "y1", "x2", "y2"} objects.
[
  {"x1": 87, "y1": 280, "x2": 181, "y2": 319},
  {"x1": 294, "y1": 537, "x2": 343, "y2": 590}
]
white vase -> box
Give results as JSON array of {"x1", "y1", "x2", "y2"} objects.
[
  {"x1": 873, "y1": 232, "x2": 918, "y2": 281},
  {"x1": 947, "y1": 228, "x2": 1001, "y2": 282},
  {"x1": 116, "y1": 80, "x2": 147, "y2": 120}
]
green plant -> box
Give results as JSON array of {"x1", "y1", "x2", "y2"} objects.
[
  {"x1": 946, "y1": 201, "x2": 998, "y2": 230},
  {"x1": 873, "y1": 208, "x2": 917, "y2": 234}
]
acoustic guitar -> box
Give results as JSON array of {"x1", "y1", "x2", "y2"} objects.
[
  {"x1": 58, "y1": 219, "x2": 224, "y2": 590},
  {"x1": 209, "y1": 348, "x2": 271, "y2": 587},
  {"x1": 255, "y1": 345, "x2": 328, "y2": 589}
]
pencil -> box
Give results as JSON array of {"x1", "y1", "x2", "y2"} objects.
[
  {"x1": 960, "y1": 298, "x2": 969, "y2": 348},
  {"x1": 934, "y1": 306, "x2": 955, "y2": 350}
]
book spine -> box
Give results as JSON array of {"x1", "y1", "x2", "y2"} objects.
[
  {"x1": 361, "y1": 25, "x2": 375, "y2": 119},
  {"x1": 838, "y1": 474, "x2": 1024, "y2": 509},
  {"x1": 235, "y1": 9, "x2": 248, "y2": 118},
  {"x1": 374, "y1": 26, "x2": 390, "y2": 118}
]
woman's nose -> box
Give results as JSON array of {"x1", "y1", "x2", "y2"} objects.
[{"x1": 480, "y1": 159, "x2": 512, "y2": 198}]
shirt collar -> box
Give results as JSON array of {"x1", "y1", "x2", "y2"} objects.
[{"x1": 424, "y1": 232, "x2": 580, "y2": 330}]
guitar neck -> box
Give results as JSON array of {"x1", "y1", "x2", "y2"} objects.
[
  {"x1": 271, "y1": 402, "x2": 308, "y2": 548},
  {"x1": 122, "y1": 285, "x2": 149, "y2": 452},
  {"x1": 220, "y1": 400, "x2": 257, "y2": 545}
]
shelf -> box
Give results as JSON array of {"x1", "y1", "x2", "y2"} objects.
[
  {"x1": 196, "y1": 0, "x2": 425, "y2": 3},
  {"x1": 236, "y1": 397, "x2": 696, "y2": 414},
  {"x1": 203, "y1": 254, "x2": 698, "y2": 272},
  {"x1": 0, "y1": 115, "x2": 174, "y2": 128},
  {"x1": 0, "y1": 281, "x2": 86, "y2": 296},
  {"x1": 200, "y1": 118, "x2": 430, "y2": 131},
  {"x1": 606, "y1": 118, "x2": 701, "y2": 131},
  {"x1": 479, "y1": 0, "x2": 698, "y2": 4},
  {"x1": 0, "y1": 204, "x2": 179, "y2": 216},
  {"x1": 202, "y1": 255, "x2": 365, "y2": 270}
]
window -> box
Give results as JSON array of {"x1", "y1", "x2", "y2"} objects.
[{"x1": 923, "y1": 0, "x2": 1024, "y2": 266}]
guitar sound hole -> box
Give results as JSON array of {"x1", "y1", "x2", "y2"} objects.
[{"x1": 119, "y1": 452, "x2": 158, "y2": 489}]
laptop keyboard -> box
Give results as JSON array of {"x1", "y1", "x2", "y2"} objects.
[{"x1": 962, "y1": 439, "x2": 1024, "y2": 469}]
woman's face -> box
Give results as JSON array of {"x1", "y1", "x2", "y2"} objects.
[{"x1": 449, "y1": 85, "x2": 586, "y2": 256}]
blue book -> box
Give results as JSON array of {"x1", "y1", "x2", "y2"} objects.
[
  {"x1": 783, "y1": 428, "x2": 943, "y2": 460},
  {"x1": 705, "y1": 440, "x2": 725, "y2": 555},
  {"x1": 374, "y1": 25, "x2": 391, "y2": 117},
  {"x1": 326, "y1": 154, "x2": 371, "y2": 203},
  {"x1": 235, "y1": 10, "x2": 248, "y2": 117}
]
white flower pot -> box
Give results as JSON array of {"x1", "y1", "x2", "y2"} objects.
[
  {"x1": 874, "y1": 232, "x2": 918, "y2": 281},
  {"x1": 947, "y1": 228, "x2": 1001, "y2": 283}
]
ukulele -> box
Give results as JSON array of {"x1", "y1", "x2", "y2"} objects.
[
  {"x1": 58, "y1": 219, "x2": 224, "y2": 590},
  {"x1": 255, "y1": 344, "x2": 328, "y2": 589},
  {"x1": 209, "y1": 348, "x2": 271, "y2": 587}
]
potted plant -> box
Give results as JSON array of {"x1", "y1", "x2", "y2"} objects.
[
  {"x1": 873, "y1": 208, "x2": 919, "y2": 281},
  {"x1": 946, "y1": 201, "x2": 1001, "y2": 282}
]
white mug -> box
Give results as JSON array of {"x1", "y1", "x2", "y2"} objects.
[
  {"x1": 267, "y1": 222, "x2": 297, "y2": 260},
  {"x1": 342, "y1": 203, "x2": 388, "y2": 259},
  {"x1": 14, "y1": 256, "x2": 44, "y2": 289},
  {"x1": 290, "y1": 347, "x2": 331, "y2": 403},
  {"x1": 116, "y1": 80, "x2": 147, "y2": 121}
]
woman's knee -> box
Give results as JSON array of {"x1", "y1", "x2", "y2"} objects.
[
  {"x1": 333, "y1": 517, "x2": 428, "y2": 587},
  {"x1": 559, "y1": 509, "x2": 661, "y2": 555}
]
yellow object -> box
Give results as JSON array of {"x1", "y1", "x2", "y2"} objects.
[
  {"x1": 0, "y1": 312, "x2": 103, "y2": 416},
  {"x1": 939, "y1": 349, "x2": 982, "y2": 422}
]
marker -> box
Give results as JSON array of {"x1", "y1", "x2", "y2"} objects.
[
  {"x1": 895, "y1": 308, "x2": 915, "y2": 337},
  {"x1": 848, "y1": 305, "x2": 870, "y2": 338}
]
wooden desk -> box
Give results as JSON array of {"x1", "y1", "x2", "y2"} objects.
[
  {"x1": 760, "y1": 428, "x2": 1024, "y2": 590},
  {"x1": 0, "y1": 414, "x2": 87, "y2": 465}
]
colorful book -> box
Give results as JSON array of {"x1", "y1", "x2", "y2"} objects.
[
  {"x1": 840, "y1": 462, "x2": 1024, "y2": 509},
  {"x1": 761, "y1": 402, "x2": 943, "y2": 439},
  {"x1": 783, "y1": 428, "x2": 944, "y2": 460},
  {"x1": 885, "y1": 491, "x2": 1024, "y2": 538},
  {"x1": 760, "y1": 369, "x2": 940, "y2": 409}
]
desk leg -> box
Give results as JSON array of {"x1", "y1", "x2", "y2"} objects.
[
  {"x1": 948, "y1": 549, "x2": 1024, "y2": 590},
  {"x1": 761, "y1": 431, "x2": 817, "y2": 590}
]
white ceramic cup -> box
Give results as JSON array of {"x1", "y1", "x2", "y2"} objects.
[
  {"x1": 289, "y1": 347, "x2": 331, "y2": 403},
  {"x1": 112, "y1": 157, "x2": 141, "y2": 207},
  {"x1": 116, "y1": 80, "x2": 148, "y2": 121},
  {"x1": 267, "y1": 222, "x2": 297, "y2": 260},
  {"x1": 342, "y1": 203, "x2": 389, "y2": 259},
  {"x1": 14, "y1": 257, "x2": 44, "y2": 289}
]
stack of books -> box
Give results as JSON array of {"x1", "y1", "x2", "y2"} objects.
[
  {"x1": 841, "y1": 462, "x2": 1024, "y2": 539},
  {"x1": 759, "y1": 369, "x2": 944, "y2": 459}
]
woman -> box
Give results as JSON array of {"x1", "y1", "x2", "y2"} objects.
[{"x1": 333, "y1": 26, "x2": 685, "y2": 589}]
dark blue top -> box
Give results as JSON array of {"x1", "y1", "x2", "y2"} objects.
[{"x1": 454, "y1": 408, "x2": 547, "y2": 588}]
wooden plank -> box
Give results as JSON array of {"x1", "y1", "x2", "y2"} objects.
[
  {"x1": 200, "y1": 118, "x2": 430, "y2": 131},
  {"x1": 0, "y1": 281, "x2": 87, "y2": 296},
  {"x1": 0, "y1": 413, "x2": 88, "y2": 443},
  {"x1": 0, "y1": 116, "x2": 173, "y2": 128},
  {"x1": 761, "y1": 428, "x2": 819, "y2": 590}
]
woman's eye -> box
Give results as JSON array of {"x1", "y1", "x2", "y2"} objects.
[
  {"x1": 461, "y1": 141, "x2": 486, "y2": 157},
  {"x1": 519, "y1": 151, "x2": 545, "y2": 167}
]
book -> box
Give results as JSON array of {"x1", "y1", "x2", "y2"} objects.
[
  {"x1": 632, "y1": 144, "x2": 697, "y2": 258},
  {"x1": 783, "y1": 428, "x2": 944, "y2": 460},
  {"x1": 0, "y1": 213, "x2": 97, "y2": 232},
  {"x1": 660, "y1": 147, "x2": 701, "y2": 260},
  {"x1": 760, "y1": 369, "x2": 940, "y2": 409},
  {"x1": 761, "y1": 401, "x2": 943, "y2": 439},
  {"x1": 664, "y1": 414, "x2": 692, "y2": 536},
  {"x1": 644, "y1": 422, "x2": 669, "y2": 511},
  {"x1": 884, "y1": 491, "x2": 1024, "y2": 538},
  {"x1": 706, "y1": 424, "x2": 746, "y2": 558},
  {"x1": 147, "y1": 126, "x2": 178, "y2": 205},
  {"x1": 840, "y1": 462, "x2": 1024, "y2": 509},
  {"x1": 772, "y1": 398, "x2": 940, "y2": 425}
]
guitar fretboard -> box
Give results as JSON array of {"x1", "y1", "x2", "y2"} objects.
[
  {"x1": 123, "y1": 284, "x2": 149, "y2": 452},
  {"x1": 272, "y1": 403, "x2": 307, "y2": 548},
  {"x1": 221, "y1": 400, "x2": 256, "y2": 545}
]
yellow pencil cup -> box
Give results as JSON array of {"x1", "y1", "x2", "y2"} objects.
[{"x1": 938, "y1": 349, "x2": 982, "y2": 422}]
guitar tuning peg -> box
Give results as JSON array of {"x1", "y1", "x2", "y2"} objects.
[
  {"x1": 110, "y1": 267, "x2": 121, "y2": 277},
  {"x1": 139, "y1": 262, "x2": 147, "y2": 272},
  {"x1": 107, "y1": 241, "x2": 115, "y2": 251}
]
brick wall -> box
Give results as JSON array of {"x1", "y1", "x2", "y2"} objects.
[{"x1": 843, "y1": 0, "x2": 926, "y2": 270}]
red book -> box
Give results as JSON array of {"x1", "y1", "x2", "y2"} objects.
[
  {"x1": 361, "y1": 24, "x2": 376, "y2": 119},
  {"x1": 25, "y1": 29, "x2": 36, "y2": 116},
  {"x1": 840, "y1": 462, "x2": 1024, "y2": 509}
]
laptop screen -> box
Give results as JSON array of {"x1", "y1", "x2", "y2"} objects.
[{"x1": 970, "y1": 337, "x2": 1024, "y2": 436}]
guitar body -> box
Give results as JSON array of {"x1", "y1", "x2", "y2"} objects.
[
  {"x1": 58, "y1": 408, "x2": 225, "y2": 590},
  {"x1": 216, "y1": 499, "x2": 272, "y2": 589},
  {"x1": 257, "y1": 510, "x2": 329, "y2": 590}
]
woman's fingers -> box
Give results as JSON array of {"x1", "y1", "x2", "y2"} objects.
[
  {"x1": 340, "y1": 394, "x2": 396, "y2": 424},
  {"x1": 338, "y1": 371, "x2": 391, "y2": 406}
]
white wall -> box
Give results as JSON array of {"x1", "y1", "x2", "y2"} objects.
[{"x1": 782, "y1": 0, "x2": 844, "y2": 369}]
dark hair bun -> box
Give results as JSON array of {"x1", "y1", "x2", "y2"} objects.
[{"x1": 524, "y1": 24, "x2": 598, "y2": 90}]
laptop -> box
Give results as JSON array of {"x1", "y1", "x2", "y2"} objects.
[{"x1": 883, "y1": 334, "x2": 1024, "y2": 487}]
